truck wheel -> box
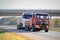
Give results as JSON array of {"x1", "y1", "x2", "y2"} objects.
[
  {"x1": 25, "y1": 25, "x2": 28, "y2": 31},
  {"x1": 17, "y1": 27, "x2": 21, "y2": 30},
  {"x1": 25, "y1": 25, "x2": 30, "y2": 31},
  {"x1": 45, "y1": 29, "x2": 48, "y2": 32},
  {"x1": 25, "y1": 25, "x2": 28, "y2": 30},
  {"x1": 17, "y1": 26, "x2": 21, "y2": 30},
  {"x1": 31, "y1": 25, "x2": 35, "y2": 32},
  {"x1": 28, "y1": 27, "x2": 30, "y2": 31}
]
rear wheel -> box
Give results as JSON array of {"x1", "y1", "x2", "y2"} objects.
[
  {"x1": 25, "y1": 25, "x2": 30, "y2": 31},
  {"x1": 35, "y1": 28, "x2": 40, "y2": 31},
  {"x1": 25, "y1": 25, "x2": 28, "y2": 30},
  {"x1": 31, "y1": 24, "x2": 35, "y2": 32},
  {"x1": 28, "y1": 27, "x2": 30, "y2": 31},
  {"x1": 17, "y1": 25, "x2": 21, "y2": 30},
  {"x1": 17, "y1": 25, "x2": 23, "y2": 30}
]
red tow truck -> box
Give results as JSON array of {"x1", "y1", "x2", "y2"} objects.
[{"x1": 31, "y1": 13, "x2": 49, "y2": 32}]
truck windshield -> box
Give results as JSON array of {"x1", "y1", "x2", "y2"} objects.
[
  {"x1": 40, "y1": 16, "x2": 48, "y2": 19},
  {"x1": 23, "y1": 14, "x2": 32, "y2": 19},
  {"x1": 36, "y1": 14, "x2": 49, "y2": 19}
]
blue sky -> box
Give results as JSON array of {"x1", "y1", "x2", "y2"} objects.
[{"x1": 0, "y1": 0, "x2": 60, "y2": 9}]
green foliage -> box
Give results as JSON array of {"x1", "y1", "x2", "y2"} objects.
[{"x1": 54, "y1": 19, "x2": 58, "y2": 27}]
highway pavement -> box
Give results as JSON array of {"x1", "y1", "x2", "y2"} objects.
[{"x1": 0, "y1": 25, "x2": 60, "y2": 40}]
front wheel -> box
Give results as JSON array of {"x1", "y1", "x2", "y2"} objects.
[{"x1": 45, "y1": 29, "x2": 48, "y2": 32}]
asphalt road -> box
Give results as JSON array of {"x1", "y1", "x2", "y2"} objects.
[{"x1": 0, "y1": 25, "x2": 60, "y2": 40}]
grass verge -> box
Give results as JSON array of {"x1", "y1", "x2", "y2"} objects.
[
  {"x1": 0, "y1": 29, "x2": 32, "y2": 40},
  {"x1": 50, "y1": 28, "x2": 60, "y2": 32}
]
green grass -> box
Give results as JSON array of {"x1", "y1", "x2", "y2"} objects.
[
  {"x1": 50, "y1": 28, "x2": 60, "y2": 32},
  {"x1": 0, "y1": 29, "x2": 10, "y2": 34}
]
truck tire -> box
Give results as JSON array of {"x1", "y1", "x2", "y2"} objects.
[
  {"x1": 17, "y1": 25, "x2": 21, "y2": 30},
  {"x1": 45, "y1": 29, "x2": 48, "y2": 32},
  {"x1": 17, "y1": 27, "x2": 21, "y2": 30},
  {"x1": 28, "y1": 27, "x2": 30, "y2": 31},
  {"x1": 25, "y1": 25, "x2": 30, "y2": 31},
  {"x1": 31, "y1": 24, "x2": 35, "y2": 32},
  {"x1": 25, "y1": 25, "x2": 28, "y2": 31}
]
